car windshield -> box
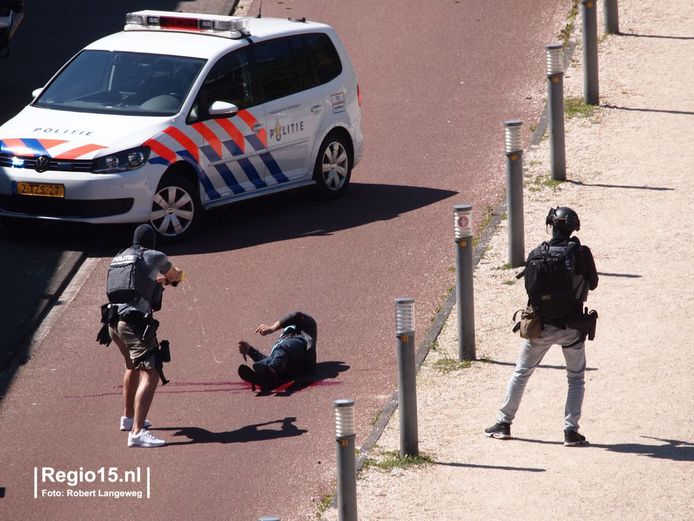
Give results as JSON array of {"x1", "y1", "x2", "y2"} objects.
[{"x1": 33, "y1": 50, "x2": 206, "y2": 116}]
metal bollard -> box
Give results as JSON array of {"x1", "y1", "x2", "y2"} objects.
[
  {"x1": 546, "y1": 43, "x2": 566, "y2": 182},
  {"x1": 504, "y1": 120, "x2": 525, "y2": 267},
  {"x1": 454, "y1": 204, "x2": 476, "y2": 361},
  {"x1": 334, "y1": 399, "x2": 357, "y2": 521},
  {"x1": 604, "y1": 0, "x2": 619, "y2": 34},
  {"x1": 395, "y1": 298, "x2": 419, "y2": 457},
  {"x1": 582, "y1": 0, "x2": 600, "y2": 105}
]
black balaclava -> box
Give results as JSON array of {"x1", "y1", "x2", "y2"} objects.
[{"x1": 133, "y1": 224, "x2": 156, "y2": 249}]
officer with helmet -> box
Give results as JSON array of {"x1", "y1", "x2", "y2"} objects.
[
  {"x1": 103, "y1": 224, "x2": 184, "y2": 448},
  {"x1": 485, "y1": 207, "x2": 598, "y2": 446}
]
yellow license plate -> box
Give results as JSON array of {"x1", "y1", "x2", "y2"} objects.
[{"x1": 16, "y1": 182, "x2": 65, "y2": 198}]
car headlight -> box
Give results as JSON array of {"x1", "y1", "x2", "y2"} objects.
[{"x1": 93, "y1": 146, "x2": 151, "y2": 173}]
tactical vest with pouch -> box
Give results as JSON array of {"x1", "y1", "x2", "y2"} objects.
[{"x1": 106, "y1": 246, "x2": 162, "y2": 311}]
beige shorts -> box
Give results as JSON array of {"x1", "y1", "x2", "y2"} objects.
[{"x1": 109, "y1": 321, "x2": 158, "y2": 370}]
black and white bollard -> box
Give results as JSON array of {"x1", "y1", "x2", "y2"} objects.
[
  {"x1": 604, "y1": 0, "x2": 619, "y2": 34},
  {"x1": 454, "y1": 204, "x2": 476, "y2": 361},
  {"x1": 334, "y1": 399, "x2": 357, "y2": 521},
  {"x1": 582, "y1": 0, "x2": 600, "y2": 105},
  {"x1": 546, "y1": 43, "x2": 566, "y2": 182},
  {"x1": 395, "y1": 298, "x2": 419, "y2": 457},
  {"x1": 504, "y1": 120, "x2": 525, "y2": 267}
]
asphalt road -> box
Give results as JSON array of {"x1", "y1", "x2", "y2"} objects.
[{"x1": 0, "y1": 1, "x2": 573, "y2": 519}]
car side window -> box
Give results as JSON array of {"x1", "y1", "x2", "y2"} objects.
[
  {"x1": 304, "y1": 33, "x2": 342, "y2": 84},
  {"x1": 288, "y1": 35, "x2": 320, "y2": 91},
  {"x1": 188, "y1": 48, "x2": 252, "y2": 123},
  {"x1": 249, "y1": 37, "x2": 301, "y2": 104}
]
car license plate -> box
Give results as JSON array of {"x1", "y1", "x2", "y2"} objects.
[{"x1": 15, "y1": 182, "x2": 65, "y2": 198}]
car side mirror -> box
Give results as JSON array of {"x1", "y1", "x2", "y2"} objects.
[
  {"x1": 31, "y1": 88, "x2": 43, "y2": 99},
  {"x1": 208, "y1": 101, "x2": 238, "y2": 118}
]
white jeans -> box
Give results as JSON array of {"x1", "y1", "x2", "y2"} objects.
[{"x1": 497, "y1": 324, "x2": 586, "y2": 431}]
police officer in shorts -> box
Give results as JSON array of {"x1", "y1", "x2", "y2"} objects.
[{"x1": 106, "y1": 224, "x2": 183, "y2": 447}]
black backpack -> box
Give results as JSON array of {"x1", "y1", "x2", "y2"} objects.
[{"x1": 524, "y1": 241, "x2": 584, "y2": 319}]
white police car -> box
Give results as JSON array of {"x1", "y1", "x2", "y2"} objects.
[{"x1": 0, "y1": 11, "x2": 363, "y2": 240}]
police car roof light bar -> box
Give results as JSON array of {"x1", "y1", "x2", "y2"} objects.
[{"x1": 124, "y1": 10, "x2": 249, "y2": 39}]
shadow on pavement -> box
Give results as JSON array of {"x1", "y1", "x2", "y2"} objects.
[
  {"x1": 435, "y1": 461, "x2": 546, "y2": 473},
  {"x1": 157, "y1": 416, "x2": 307, "y2": 445},
  {"x1": 593, "y1": 436, "x2": 694, "y2": 462},
  {"x1": 568, "y1": 179, "x2": 674, "y2": 191},
  {"x1": 513, "y1": 436, "x2": 694, "y2": 462},
  {"x1": 619, "y1": 32, "x2": 694, "y2": 41},
  {"x1": 167, "y1": 182, "x2": 458, "y2": 256},
  {"x1": 479, "y1": 359, "x2": 599, "y2": 372}
]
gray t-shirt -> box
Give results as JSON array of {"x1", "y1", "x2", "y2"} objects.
[{"x1": 116, "y1": 248, "x2": 172, "y2": 316}]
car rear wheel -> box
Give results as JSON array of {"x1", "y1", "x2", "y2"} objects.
[
  {"x1": 149, "y1": 174, "x2": 200, "y2": 242},
  {"x1": 313, "y1": 133, "x2": 352, "y2": 198}
]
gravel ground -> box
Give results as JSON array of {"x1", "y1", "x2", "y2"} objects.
[{"x1": 321, "y1": 0, "x2": 694, "y2": 519}]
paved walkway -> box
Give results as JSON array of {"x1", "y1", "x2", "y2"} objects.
[{"x1": 322, "y1": 0, "x2": 694, "y2": 519}]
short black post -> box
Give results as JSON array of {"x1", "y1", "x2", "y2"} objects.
[
  {"x1": 334, "y1": 399, "x2": 357, "y2": 521},
  {"x1": 604, "y1": 0, "x2": 619, "y2": 34},
  {"x1": 546, "y1": 43, "x2": 566, "y2": 181},
  {"x1": 454, "y1": 204, "x2": 476, "y2": 361},
  {"x1": 504, "y1": 119, "x2": 525, "y2": 267},
  {"x1": 395, "y1": 298, "x2": 418, "y2": 457},
  {"x1": 582, "y1": 0, "x2": 600, "y2": 105}
]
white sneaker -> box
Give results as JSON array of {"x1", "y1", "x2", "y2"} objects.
[
  {"x1": 120, "y1": 416, "x2": 151, "y2": 431},
  {"x1": 127, "y1": 429, "x2": 165, "y2": 448}
]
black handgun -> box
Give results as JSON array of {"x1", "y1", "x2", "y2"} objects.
[
  {"x1": 156, "y1": 340, "x2": 171, "y2": 385},
  {"x1": 587, "y1": 309, "x2": 598, "y2": 341}
]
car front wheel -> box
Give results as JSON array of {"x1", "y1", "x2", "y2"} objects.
[{"x1": 149, "y1": 174, "x2": 200, "y2": 242}]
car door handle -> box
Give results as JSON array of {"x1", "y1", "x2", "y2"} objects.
[
  {"x1": 252, "y1": 123, "x2": 263, "y2": 132},
  {"x1": 311, "y1": 104, "x2": 322, "y2": 113}
]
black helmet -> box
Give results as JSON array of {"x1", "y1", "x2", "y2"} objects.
[{"x1": 546, "y1": 207, "x2": 580, "y2": 233}]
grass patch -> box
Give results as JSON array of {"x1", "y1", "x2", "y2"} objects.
[
  {"x1": 565, "y1": 96, "x2": 596, "y2": 119},
  {"x1": 316, "y1": 492, "x2": 334, "y2": 518},
  {"x1": 433, "y1": 357, "x2": 472, "y2": 374},
  {"x1": 362, "y1": 450, "x2": 434, "y2": 472},
  {"x1": 502, "y1": 280, "x2": 516, "y2": 286},
  {"x1": 478, "y1": 205, "x2": 495, "y2": 233},
  {"x1": 542, "y1": 177, "x2": 563, "y2": 189},
  {"x1": 496, "y1": 262, "x2": 513, "y2": 270},
  {"x1": 527, "y1": 174, "x2": 564, "y2": 192},
  {"x1": 558, "y1": 0, "x2": 580, "y2": 46}
]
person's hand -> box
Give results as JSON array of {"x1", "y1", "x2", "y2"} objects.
[
  {"x1": 237, "y1": 341, "x2": 251, "y2": 355},
  {"x1": 171, "y1": 269, "x2": 185, "y2": 287},
  {"x1": 255, "y1": 324, "x2": 274, "y2": 336}
]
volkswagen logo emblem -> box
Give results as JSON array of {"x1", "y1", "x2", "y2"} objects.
[{"x1": 35, "y1": 155, "x2": 51, "y2": 172}]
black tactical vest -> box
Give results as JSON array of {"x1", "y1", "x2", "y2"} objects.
[{"x1": 106, "y1": 246, "x2": 161, "y2": 310}]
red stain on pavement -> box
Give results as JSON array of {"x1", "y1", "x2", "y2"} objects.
[{"x1": 64, "y1": 379, "x2": 339, "y2": 399}]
